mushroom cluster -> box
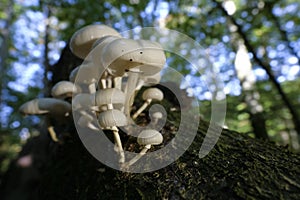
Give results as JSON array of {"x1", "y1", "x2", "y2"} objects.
[{"x1": 19, "y1": 24, "x2": 167, "y2": 168}]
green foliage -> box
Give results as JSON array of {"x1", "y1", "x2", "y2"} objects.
[{"x1": 200, "y1": 78, "x2": 300, "y2": 146}]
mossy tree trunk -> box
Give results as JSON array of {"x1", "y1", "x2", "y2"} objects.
[{"x1": 1, "y1": 44, "x2": 300, "y2": 200}]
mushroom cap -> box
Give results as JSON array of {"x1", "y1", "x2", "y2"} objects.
[
  {"x1": 91, "y1": 36, "x2": 120, "y2": 73},
  {"x1": 142, "y1": 72, "x2": 161, "y2": 86},
  {"x1": 77, "y1": 113, "x2": 93, "y2": 127},
  {"x1": 51, "y1": 81, "x2": 78, "y2": 99},
  {"x1": 69, "y1": 67, "x2": 79, "y2": 83},
  {"x1": 136, "y1": 72, "x2": 161, "y2": 90},
  {"x1": 152, "y1": 111, "x2": 163, "y2": 119},
  {"x1": 38, "y1": 98, "x2": 72, "y2": 116},
  {"x1": 95, "y1": 88, "x2": 125, "y2": 108},
  {"x1": 20, "y1": 98, "x2": 71, "y2": 117},
  {"x1": 100, "y1": 38, "x2": 166, "y2": 77},
  {"x1": 137, "y1": 129, "x2": 163, "y2": 145},
  {"x1": 70, "y1": 24, "x2": 121, "y2": 59},
  {"x1": 73, "y1": 62, "x2": 100, "y2": 85},
  {"x1": 142, "y1": 88, "x2": 164, "y2": 101},
  {"x1": 19, "y1": 99, "x2": 49, "y2": 115},
  {"x1": 72, "y1": 93, "x2": 95, "y2": 111},
  {"x1": 98, "y1": 109, "x2": 127, "y2": 129},
  {"x1": 92, "y1": 35, "x2": 119, "y2": 51}
]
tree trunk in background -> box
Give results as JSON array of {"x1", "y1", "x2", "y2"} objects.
[
  {"x1": 41, "y1": 3, "x2": 52, "y2": 97},
  {"x1": 0, "y1": 1, "x2": 13, "y2": 127},
  {"x1": 234, "y1": 42, "x2": 269, "y2": 140},
  {"x1": 0, "y1": 43, "x2": 300, "y2": 200},
  {"x1": 213, "y1": 0, "x2": 300, "y2": 145}
]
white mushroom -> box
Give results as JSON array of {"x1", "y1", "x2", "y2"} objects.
[
  {"x1": 71, "y1": 62, "x2": 100, "y2": 93},
  {"x1": 72, "y1": 93, "x2": 97, "y2": 112},
  {"x1": 123, "y1": 69, "x2": 140, "y2": 118},
  {"x1": 19, "y1": 99, "x2": 48, "y2": 115},
  {"x1": 135, "y1": 72, "x2": 161, "y2": 91},
  {"x1": 70, "y1": 24, "x2": 121, "y2": 59},
  {"x1": 19, "y1": 98, "x2": 72, "y2": 142},
  {"x1": 98, "y1": 109, "x2": 128, "y2": 163},
  {"x1": 69, "y1": 66, "x2": 79, "y2": 83},
  {"x1": 131, "y1": 72, "x2": 161, "y2": 108},
  {"x1": 51, "y1": 81, "x2": 79, "y2": 99},
  {"x1": 151, "y1": 111, "x2": 163, "y2": 125},
  {"x1": 77, "y1": 111, "x2": 99, "y2": 131},
  {"x1": 132, "y1": 88, "x2": 164, "y2": 119},
  {"x1": 98, "y1": 109, "x2": 127, "y2": 128},
  {"x1": 123, "y1": 129, "x2": 163, "y2": 167},
  {"x1": 92, "y1": 38, "x2": 166, "y2": 119},
  {"x1": 95, "y1": 88, "x2": 125, "y2": 111},
  {"x1": 19, "y1": 98, "x2": 71, "y2": 117},
  {"x1": 101, "y1": 38, "x2": 166, "y2": 77}
]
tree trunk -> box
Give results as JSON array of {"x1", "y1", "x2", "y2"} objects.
[
  {"x1": 0, "y1": 0, "x2": 14, "y2": 126},
  {"x1": 234, "y1": 41, "x2": 269, "y2": 140},
  {"x1": 1, "y1": 43, "x2": 300, "y2": 200}
]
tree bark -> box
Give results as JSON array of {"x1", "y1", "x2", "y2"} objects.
[
  {"x1": 2, "y1": 116, "x2": 300, "y2": 199},
  {"x1": 1, "y1": 43, "x2": 300, "y2": 199}
]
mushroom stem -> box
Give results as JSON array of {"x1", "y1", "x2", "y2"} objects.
[
  {"x1": 153, "y1": 118, "x2": 159, "y2": 125},
  {"x1": 113, "y1": 77, "x2": 122, "y2": 90},
  {"x1": 135, "y1": 79, "x2": 145, "y2": 91},
  {"x1": 129, "y1": 90, "x2": 139, "y2": 109},
  {"x1": 47, "y1": 126, "x2": 59, "y2": 142},
  {"x1": 112, "y1": 126, "x2": 125, "y2": 164},
  {"x1": 88, "y1": 83, "x2": 96, "y2": 93},
  {"x1": 124, "y1": 144, "x2": 151, "y2": 167},
  {"x1": 77, "y1": 113, "x2": 99, "y2": 131},
  {"x1": 107, "y1": 77, "x2": 112, "y2": 88},
  {"x1": 87, "y1": 123, "x2": 99, "y2": 131},
  {"x1": 132, "y1": 99, "x2": 152, "y2": 119},
  {"x1": 107, "y1": 103, "x2": 113, "y2": 110},
  {"x1": 124, "y1": 70, "x2": 140, "y2": 119},
  {"x1": 101, "y1": 79, "x2": 107, "y2": 89}
]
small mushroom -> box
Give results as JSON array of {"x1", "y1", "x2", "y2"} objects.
[
  {"x1": 70, "y1": 24, "x2": 121, "y2": 59},
  {"x1": 77, "y1": 111, "x2": 99, "y2": 131},
  {"x1": 135, "y1": 72, "x2": 162, "y2": 91},
  {"x1": 72, "y1": 93, "x2": 98, "y2": 112},
  {"x1": 69, "y1": 66, "x2": 79, "y2": 83},
  {"x1": 131, "y1": 72, "x2": 161, "y2": 108},
  {"x1": 19, "y1": 98, "x2": 71, "y2": 117},
  {"x1": 123, "y1": 129, "x2": 163, "y2": 167},
  {"x1": 71, "y1": 63, "x2": 100, "y2": 93},
  {"x1": 51, "y1": 81, "x2": 79, "y2": 99},
  {"x1": 151, "y1": 111, "x2": 163, "y2": 125},
  {"x1": 19, "y1": 98, "x2": 72, "y2": 142},
  {"x1": 132, "y1": 88, "x2": 164, "y2": 119},
  {"x1": 98, "y1": 109, "x2": 128, "y2": 164},
  {"x1": 95, "y1": 88, "x2": 125, "y2": 111}
]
